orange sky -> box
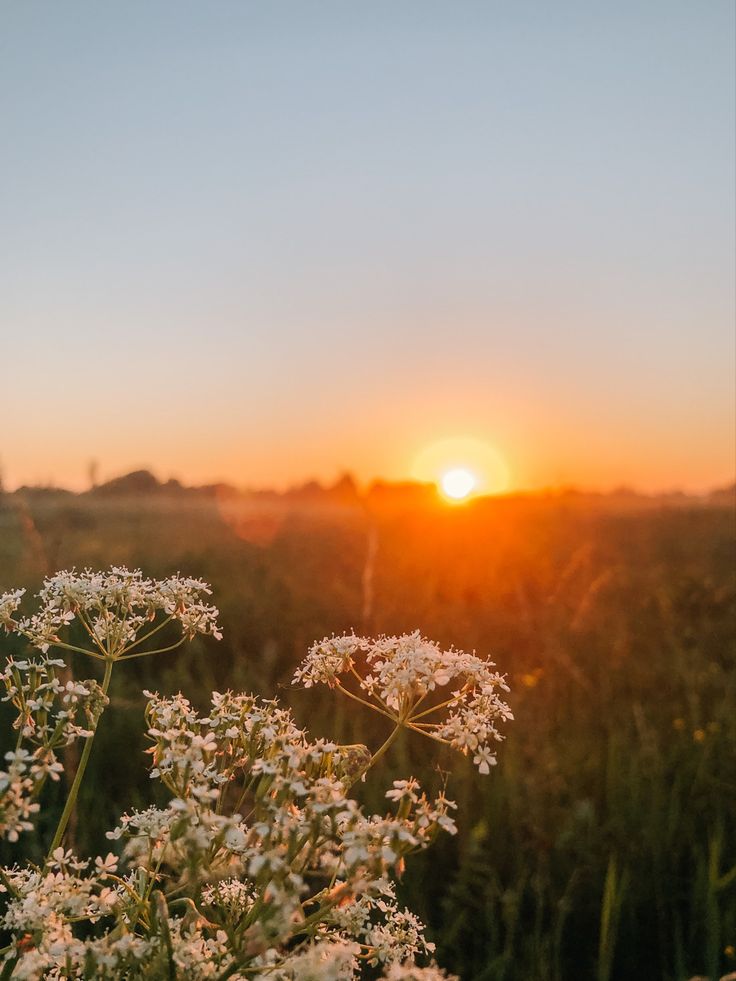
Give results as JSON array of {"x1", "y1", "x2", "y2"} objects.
[
  {"x1": 2, "y1": 4, "x2": 734, "y2": 495},
  {"x1": 4, "y1": 388, "x2": 733, "y2": 495}
]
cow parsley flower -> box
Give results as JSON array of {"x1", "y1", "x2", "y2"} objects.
[
  {"x1": 294, "y1": 631, "x2": 513, "y2": 772},
  {"x1": 0, "y1": 567, "x2": 222, "y2": 661},
  {"x1": 0, "y1": 569, "x2": 509, "y2": 979}
]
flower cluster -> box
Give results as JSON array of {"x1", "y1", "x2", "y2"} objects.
[
  {"x1": 0, "y1": 656, "x2": 109, "y2": 842},
  {"x1": 0, "y1": 750, "x2": 45, "y2": 841},
  {"x1": 0, "y1": 570, "x2": 507, "y2": 979},
  {"x1": 1, "y1": 687, "x2": 462, "y2": 977},
  {"x1": 328, "y1": 879, "x2": 438, "y2": 966},
  {"x1": 2, "y1": 656, "x2": 108, "y2": 744},
  {"x1": 0, "y1": 567, "x2": 222, "y2": 661},
  {"x1": 294, "y1": 630, "x2": 513, "y2": 772}
]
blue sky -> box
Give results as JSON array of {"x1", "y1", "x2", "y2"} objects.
[{"x1": 2, "y1": 1, "x2": 734, "y2": 491}]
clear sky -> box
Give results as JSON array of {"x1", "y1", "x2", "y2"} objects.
[{"x1": 2, "y1": 1, "x2": 734, "y2": 492}]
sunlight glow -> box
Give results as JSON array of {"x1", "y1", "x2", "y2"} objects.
[
  {"x1": 441, "y1": 468, "x2": 477, "y2": 501},
  {"x1": 412, "y1": 437, "x2": 511, "y2": 497}
]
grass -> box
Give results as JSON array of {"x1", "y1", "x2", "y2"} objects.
[{"x1": 0, "y1": 487, "x2": 733, "y2": 980}]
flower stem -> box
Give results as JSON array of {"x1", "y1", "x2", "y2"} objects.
[
  {"x1": 350, "y1": 722, "x2": 403, "y2": 787},
  {"x1": 46, "y1": 658, "x2": 114, "y2": 858},
  {"x1": 334, "y1": 682, "x2": 396, "y2": 722},
  {"x1": 120, "y1": 614, "x2": 174, "y2": 656},
  {"x1": 117, "y1": 637, "x2": 186, "y2": 660},
  {"x1": 0, "y1": 868, "x2": 19, "y2": 899}
]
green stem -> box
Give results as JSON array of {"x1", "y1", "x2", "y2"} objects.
[
  {"x1": 409, "y1": 684, "x2": 470, "y2": 722},
  {"x1": 293, "y1": 892, "x2": 345, "y2": 935},
  {"x1": 406, "y1": 723, "x2": 450, "y2": 744},
  {"x1": 117, "y1": 637, "x2": 186, "y2": 661},
  {"x1": 348, "y1": 666, "x2": 394, "y2": 713},
  {"x1": 46, "y1": 640, "x2": 106, "y2": 661},
  {"x1": 46, "y1": 658, "x2": 114, "y2": 858},
  {"x1": 76, "y1": 608, "x2": 109, "y2": 656},
  {"x1": 0, "y1": 869, "x2": 19, "y2": 899},
  {"x1": 120, "y1": 615, "x2": 174, "y2": 656},
  {"x1": 350, "y1": 722, "x2": 403, "y2": 787},
  {"x1": 334, "y1": 683, "x2": 396, "y2": 722}
]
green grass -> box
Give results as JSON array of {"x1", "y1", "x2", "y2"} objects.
[{"x1": 0, "y1": 489, "x2": 734, "y2": 980}]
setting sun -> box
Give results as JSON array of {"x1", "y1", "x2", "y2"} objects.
[
  {"x1": 412, "y1": 437, "x2": 511, "y2": 498},
  {"x1": 441, "y1": 468, "x2": 477, "y2": 501}
]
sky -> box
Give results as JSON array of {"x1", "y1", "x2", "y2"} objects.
[{"x1": 2, "y1": 1, "x2": 734, "y2": 493}]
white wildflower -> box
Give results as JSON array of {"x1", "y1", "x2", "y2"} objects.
[{"x1": 294, "y1": 631, "x2": 512, "y2": 772}]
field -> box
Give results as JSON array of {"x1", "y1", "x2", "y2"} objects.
[{"x1": 0, "y1": 486, "x2": 734, "y2": 980}]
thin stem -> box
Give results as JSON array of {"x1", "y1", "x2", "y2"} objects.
[
  {"x1": 104, "y1": 873, "x2": 144, "y2": 905},
  {"x1": 216, "y1": 963, "x2": 245, "y2": 981},
  {"x1": 409, "y1": 685, "x2": 470, "y2": 722},
  {"x1": 14, "y1": 716, "x2": 25, "y2": 751},
  {"x1": 350, "y1": 723, "x2": 403, "y2": 787},
  {"x1": 46, "y1": 658, "x2": 114, "y2": 858},
  {"x1": 75, "y1": 608, "x2": 109, "y2": 656},
  {"x1": 348, "y1": 665, "x2": 393, "y2": 712},
  {"x1": 47, "y1": 641, "x2": 106, "y2": 661},
  {"x1": 334, "y1": 683, "x2": 396, "y2": 722},
  {"x1": 225, "y1": 771, "x2": 258, "y2": 819},
  {"x1": 293, "y1": 891, "x2": 346, "y2": 934},
  {"x1": 117, "y1": 637, "x2": 186, "y2": 661},
  {"x1": 120, "y1": 615, "x2": 174, "y2": 657},
  {"x1": 406, "y1": 723, "x2": 450, "y2": 744},
  {"x1": 0, "y1": 868, "x2": 19, "y2": 899}
]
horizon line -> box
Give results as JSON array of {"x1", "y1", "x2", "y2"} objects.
[{"x1": 4, "y1": 467, "x2": 735, "y2": 502}]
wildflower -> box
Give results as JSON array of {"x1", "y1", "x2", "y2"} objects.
[
  {"x1": 94, "y1": 853, "x2": 119, "y2": 876},
  {"x1": 294, "y1": 631, "x2": 512, "y2": 772},
  {"x1": 1, "y1": 567, "x2": 221, "y2": 661},
  {"x1": 0, "y1": 570, "x2": 507, "y2": 979},
  {"x1": 0, "y1": 588, "x2": 25, "y2": 629},
  {"x1": 385, "y1": 779, "x2": 421, "y2": 804},
  {"x1": 473, "y1": 747, "x2": 496, "y2": 774}
]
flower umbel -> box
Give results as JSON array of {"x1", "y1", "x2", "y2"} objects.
[
  {"x1": 0, "y1": 566, "x2": 222, "y2": 661},
  {"x1": 293, "y1": 631, "x2": 513, "y2": 772},
  {"x1": 0, "y1": 568, "x2": 222, "y2": 859}
]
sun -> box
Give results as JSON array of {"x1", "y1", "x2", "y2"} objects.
[
  {"x1": 440, "y1": 468, "x2": 477, "y2": 501},
  {"x1": 411, "y1": 436, "x2": 511, "y2": 499}
]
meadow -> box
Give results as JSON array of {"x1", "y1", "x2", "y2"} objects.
[{"x1": 0, "y1": 483, "x2": 734, "y2": 980}]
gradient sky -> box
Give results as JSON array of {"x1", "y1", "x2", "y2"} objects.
[{"x1": 2, "y1": 1, "x2": 734, "y2": 492}]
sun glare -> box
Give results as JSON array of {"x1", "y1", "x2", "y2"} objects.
[
  {"x1": 441, "y1": 468, "x2": 477, "y2": 501},
  {"x1": 412, "y1": 437, "x2": 511, "y2": 498}
]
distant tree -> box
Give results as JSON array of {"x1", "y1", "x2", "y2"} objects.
[{"x1": 329, "y1": 472, "x2": 360, "y2": 503}]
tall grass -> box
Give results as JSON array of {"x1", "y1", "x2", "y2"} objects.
[{"x1": 0, "y1": 490, "x2": 734, "y2": 979}]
